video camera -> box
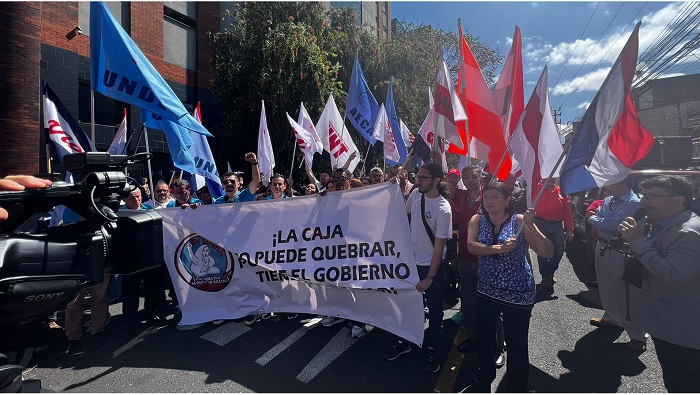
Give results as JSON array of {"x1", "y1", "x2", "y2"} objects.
[{"x1": 0, "y1": 152, "x2": 164, "y2": 327}]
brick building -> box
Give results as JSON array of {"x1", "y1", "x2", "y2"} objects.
[{"x1": 0, "y1": 2, "x2": 223, "y2": 179}]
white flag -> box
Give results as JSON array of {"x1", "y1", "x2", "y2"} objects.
[
  {"x1": 108, "y1": 108, "x2": 127, "y2": 155},
  {"x1": 433, "y1": 60, "x2": 467, "y2": 149},
  {"x1": 287, "y1": 112, "x2": 323, "y2": 169},
  {"x1": 316, "y1": 94, "x2": 361, "y2": 172},
  {"x1": 372, "y1": 104, "x2": 400, "y2": 163},
  {"x1": 257, "y1": 100, "x2": 275, "y2": 186},
  {"x1": 298, "y1": 103, "x2": 323, "y2": 149}
]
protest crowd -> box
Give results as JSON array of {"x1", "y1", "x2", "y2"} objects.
[{"x1": 1, "y1": 3, "x2": 698, "y2": 392}]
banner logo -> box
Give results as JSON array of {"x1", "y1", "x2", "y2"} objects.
[{"x1": 175, "y1": 234, "x2": 234, "y2": 292}]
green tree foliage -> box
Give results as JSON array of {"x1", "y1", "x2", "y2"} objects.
[{"x1": 209, "y1": 3, "x2": 503, "y2": 181}]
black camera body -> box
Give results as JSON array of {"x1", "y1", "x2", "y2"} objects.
[{"x1": 0, "y1": 152, "x2": 164, "y2": 327}]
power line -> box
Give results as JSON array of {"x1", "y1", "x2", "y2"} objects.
[
  {"x1": 550, "y1": 2, "x2": 600, "y2": 92},
  {"x1": 553, "y1": 2, "x2": 627, "y2": 107}
]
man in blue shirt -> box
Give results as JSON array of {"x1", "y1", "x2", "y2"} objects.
[
  {"x1": 214, "y1": 152, "x2": 260, "y2": 204},
  {"x1": 263, "y1": 174, "x2": 289, "y2": 200},
  {"x1": 173, "y1": 179, "x2": 203, "y2": 209},
  {"x1": 587, "y1": 179, "x2": 647, "y2": 352}
]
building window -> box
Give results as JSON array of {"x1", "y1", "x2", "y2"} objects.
[
  {"x1": 163, "y1": 5, "x2": 197, "y2": 71},
  {"x1": 78, "y1": 80, "x2": 127, "y2": 126},
  {"x1": 78, "y1": 2, "x2": 131, "y2": 36}
]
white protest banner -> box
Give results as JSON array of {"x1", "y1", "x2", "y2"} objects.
[{"x1": 160, "y1": 183, "x2": 426, "y2": 346}]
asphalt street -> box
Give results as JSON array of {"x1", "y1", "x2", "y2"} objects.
[{"x1": 18, "y1": 251, "x2": 667, "y2": 393}]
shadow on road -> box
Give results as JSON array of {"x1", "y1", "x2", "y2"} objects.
[{"x1": 521, "y1": 327, "x2": 647, "y2": 392}]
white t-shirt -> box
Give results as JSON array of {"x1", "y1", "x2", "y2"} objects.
[{"x1": 406, "y1": 188, "x2": 453, "y2": 266}]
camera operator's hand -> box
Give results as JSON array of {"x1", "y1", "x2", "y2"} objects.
[
  {"x1": 0, "y1": 175, "x2": 53, "y2": 222},
  {"x1": 619, "y1": 217, "x2": 644, "y2": 242}
]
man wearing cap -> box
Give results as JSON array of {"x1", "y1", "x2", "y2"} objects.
[{"x1": 446, "y1": 168, "x2": 461, "y2": 190}]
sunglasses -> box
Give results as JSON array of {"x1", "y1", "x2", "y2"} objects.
[
  {"x1": 223, "y1": 179, "x2": 237, "y2": 185},
  {"x1": 334, "y1": 176, "x2": 348, "y2": 181}
]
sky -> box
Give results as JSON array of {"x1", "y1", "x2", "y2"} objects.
[{"x1": 391, "y1": 1, "x2": 697, "y2": 126}]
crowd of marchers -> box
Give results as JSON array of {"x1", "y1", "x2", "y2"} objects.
[{"x1": 1, "y1": 148, "x2": 698, "y2": 393}]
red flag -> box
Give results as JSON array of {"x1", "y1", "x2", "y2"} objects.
[
  {"x1": 607, "y1": 93, "x2": 656, "y2": 168},
  {"x1": 511, "y1": 66, "x2": 564, "y2": 207},
  {"x1": 450, "y1": 25, "x2": 511, "y2": 180},
  {"x1": 494, "y1": 26, "x2": 525, "y2": 140}
]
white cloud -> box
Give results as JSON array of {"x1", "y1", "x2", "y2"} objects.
[
  {"x1": 524, "y1": 2, "x2": 692, "y2": 68},
  {"x1": 553, "y1": 67, "x2": 611, "y2": 95},
  {"x1": 576, "y1": 101, "x2": 591, "y2": 110},
  {"x1": 525, "y1": 80, "x2": 537, "y2": 85},
  {"x1": 506, "y1": 36, "x2": 513, "y2": 46}
]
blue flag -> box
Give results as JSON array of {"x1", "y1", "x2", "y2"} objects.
[
  {"x1": 90, "y1": 2, "x2": 210, "y2": 137},
  {"x1": 345, "y1": 51, "x2": 379, "y2": 145},
  {"x1": 141, "y1": 109, "x2": 197, "y2": 174},
  {"x1": 385, "y1": 77, "x2": 408, "y2": 165},
  {"x1": 189, "y1": 104, "x2": 225, "y2": 199}
]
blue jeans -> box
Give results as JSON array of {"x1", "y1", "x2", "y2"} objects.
[{"x1": 534, "y1": 219, "x2": 566, "y2": 281}]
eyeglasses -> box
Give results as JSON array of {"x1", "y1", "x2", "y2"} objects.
[
  {"x1": 639, "y1": 193, "x2": 672, "y2": 200},
  {"x1": 370, "y1": 174, "x2": 383, "y2": 178},
  {"x1": 416, "y1": 175, "x2": 435, "y2": 182},
  {"x1": 222, "y1": 179, "x2": 237, "y2": 185},
  {"x1": 334, "y1": 176, "x2": 348, "y2": 182}
]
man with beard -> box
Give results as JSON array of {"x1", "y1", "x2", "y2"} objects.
[{"x1": 214, "y1": 152, "x2": 260, "y2": 204}]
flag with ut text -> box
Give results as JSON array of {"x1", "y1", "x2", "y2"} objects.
[
  {"x1": 316, "y1": 94, "x2": 361, "y2": 172},
  {"x1": 287, "y1": 111, "x2": 323, "y2": 169},
  {"x1": 43, "y1": 81, "x2": 92, "y2": 164},
  {"x1": 433, "y1": 60, "x2": 467, "y2": 151}
]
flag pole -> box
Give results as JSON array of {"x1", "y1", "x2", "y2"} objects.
[
  {"x1": 458, "y1": 18, "x2": 471, "y2": 164},
  {"x1": 120, "y1": 108, "x2": 129, "y2": 155},
  {"x1": 513, "y1": 136, "x2": 574, "y2": 239},
  {"x1": 289, "y1": 140, "x2": 297, "y2": 179},
  {"x1": 362, "y1": 141, "x2": 372, "y2": 177},
  {"x1": 90, "y1": 90, "x2": 96, "y2": 151},
  {"x1": 45, "y1": 145, "x2": 52, "y2": 175},
  {"x1": 142, "y1": 124, "x2": 155, "y2": 204}
]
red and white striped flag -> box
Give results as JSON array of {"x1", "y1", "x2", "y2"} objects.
[{"x1": 511, "y1": 66, "x2": 564, "y2": 207}]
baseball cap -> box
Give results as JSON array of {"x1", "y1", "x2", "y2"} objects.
[{"x1": 447, "y1": 168, "x2": 461, "y2": 177}]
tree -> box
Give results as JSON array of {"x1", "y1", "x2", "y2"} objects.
[{"x1": 209, "y1": 4, "x2": 503, "y2": 181}]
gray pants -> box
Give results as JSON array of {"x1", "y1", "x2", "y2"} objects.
[{"x1": 595, "y1": 240, "x2": 647, "y2": 342}]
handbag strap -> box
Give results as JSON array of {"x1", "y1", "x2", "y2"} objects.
[{"x1": 421, "y1": 193, "x2": 436, "y2": 246}]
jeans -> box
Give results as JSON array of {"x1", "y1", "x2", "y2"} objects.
[
  {"x1": 475, "y1": 295, "x2": 532, "y2": 392},
  {"x1": 534, "y1": 219, "x2": 565, "y2": 281},
  {"x1": 417, "y1": 264, "x2": 444, "y2": 350},
  {"x1": 653, "y1": 337, "x2": 700, "y2": 392}
]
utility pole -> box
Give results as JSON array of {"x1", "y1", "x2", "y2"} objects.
[{"x1": 552, "y1": 107, "x2": 562, "y2": 131}]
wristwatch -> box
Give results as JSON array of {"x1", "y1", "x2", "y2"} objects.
[{"x1": 426, "y1": 273, "x2": 436, "y2": 280}]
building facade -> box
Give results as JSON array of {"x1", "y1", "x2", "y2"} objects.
[
  {"x1": 327, "y1": 2, "x2": 391, "y2": 39},
  {"x1": 0, "y1": 1, "x2": 222, "y2": 179}
]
